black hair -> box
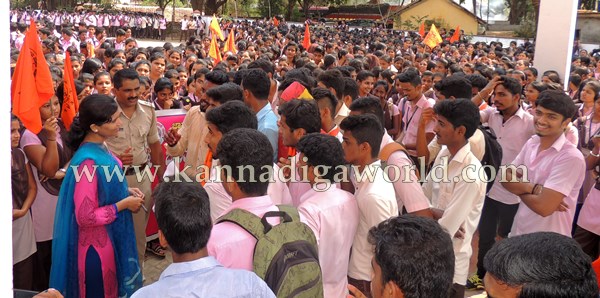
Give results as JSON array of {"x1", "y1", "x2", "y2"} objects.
[
  {"x1": 93, "y1": 71, "x2": 111, "y2": 85},
  {"x1": 369, "y1": 215, "x2": 455, "y2": 298},
  {"x1": 153, "y1": 181, "x2": 211, "y2": 255},
  {"x1": 66, "y1": 94, "x2": 118, "y2": 150},
  {"x1": 205, "y1": 70, "x2": 230, "y2": 85},
  {"x1": 484, "y1": 232, "x2": 598, "y2": 297},
  {"x1": 247, "y1": 58, "x2": 275, "y2": 75},
  {"x1": 433, "y1": 98, "x2": 480, "y2": 139},
  {"x1": 536, "y1": 90, "x2": 578, "y2": 121},
  {"x1": 154, "y1": 77, "x2": 174, "y2": 93},
  {"x1": 206, "y1": 82, "x2": 244, "y2": 105},
  {"x1": 317, "y1": 69, "x2": 345, "y2": 98},
  {"x1": 465, "y1": 74, "x2": 488, "y2": 91},
  {"x1": 193, "y1": 67, "x2": 210, "y2": 80},
  {"x1": 497, "y1": 75, "x2": 523, "y2": 96},
  {"x1": 113, "y1": 68, "x2": 140, "y2": 90},
  {"x1": 397, "y1": 69, "x2": 422, "y2": 87},
  {"x1": 241, "y1": 68, "x2": 270, "y2": 100},
  {"x1": 312, "y1": 87, "x2": 338, "y2": 120},
  {"x1": 206, "y1": 100, "x2": 257, "y2": 138},
  {"x1": 217, "y1": 128, "x2": 273, "y2": 196},
  {"x1": 356, "y1": 70, "x2": 375, "y2": 82},
  {"x1": 438, "y1": 75, "x2": 472, "y2": 99},
  {"x1": 107, "y1": 58, "x2": 125, "y2": 73},
  {"x1": 525, "y1": 67, "x2": 538, "y2": 77},
  {"x1": 349, "y1": 96, "x2": 385, "y2": 128},
  {"x1": 296, "y1": 133, "x2": 345, "y2": 182},
  {"x1": 340, "y1": 114, "x2": 383, "y2": 158},
  {"x1": 278, "y1": 99, "x2": 321, "y2": 134},
  {"x1": 81, "y1": 58, "x2": 103, "y2": 76},
  {"x1": 342, "y1": 77, "x2": 359, "y2": 102}
]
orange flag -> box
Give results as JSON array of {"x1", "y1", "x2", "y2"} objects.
[
  {"x1": 449, "y1": 26, "x2": 461, "y2": 43},
  {"x1": 208, "y1": 34, "x2": 222, "y2": 64},
  {"x1": 418, "y1": 22, "x2": 425, "y2": 37},
  {"x1": 87, "y1": 41, "x2": 95, "y2": 58},
  {"x1": 223, "y1": 29, "x2": 237, "y2": 54},
  {"x1": 11, "y1": 19, "x2": 55, "y2": 134},
  {"x1": 302, "y1": 23, "x2": 311, "y2": 51},
  {"x1": 423, "y1": 24, "x2": 443, "y2": 49},
  {"x1": 210, "y1": 15, "x2": 224, "y2": 41},
  {"x1": 61, "y1": 52, "x2": 79, "y2": 131},
  {"x1": 273, "y1": 17, "x2": 279, "y2": 27}
]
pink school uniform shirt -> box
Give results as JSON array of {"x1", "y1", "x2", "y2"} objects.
[
  {"x1": 510, "y1": 134, "x2": 586, "y2": 237},
  {"x1": 298, "y1": 186, "x2": 359, "y2": 298},
  {"x1": 401, "y1": 95, "x2": 435, "y2": 156}
]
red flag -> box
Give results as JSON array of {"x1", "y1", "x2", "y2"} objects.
[
  {"x1": 273, "y1": 17, "x2": 279, "y2": 27},
  {"x1": 449, "y1": 26, "x2": 461, "y2": 43},
  {"x1": 223, "y1": 29, "x2": 237, "y2": 54},
  {"x1": 302, "y1": 23, "x2": 311, "y2": 51},
  {"x1": 11, "y1": 19, "x2": 55, "y2": 134},
  {"x1": 61, "y1": 52, "x2": 79, "y2": 131},
  {"x1": 418, "y1": 22, "x2": 425, "y2": 37}
]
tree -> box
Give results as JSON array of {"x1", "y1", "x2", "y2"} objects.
[
  {"x1": 156, "y1": 0, "x2": 174, "y2": 16},
  {"x1": 458, "y1": 0, "x2": 476, "y2": 20},
  {"x1": 190, "y1": 0, "x2": 205, "y2": 13},
  {"x1": 297, "y1": 0, "x2": 347, "y2": 20}
]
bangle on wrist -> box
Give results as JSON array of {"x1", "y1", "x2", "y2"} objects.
[
  {"x1": 58, "y1": 168, "x2": 66, "y2": 173},
  {"x1": 590, "y1": 150, "x2": 600, "y2": 158},
  {"x1": 531, "y1": 184, "x2": 539, "y2": 195},
  {"x1": 47, "y1": 138, "x2": 56, "y2": 141}
]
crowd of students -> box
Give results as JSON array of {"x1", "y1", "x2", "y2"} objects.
[{"x1": 10, "y1": 10, "x2": 600, "y2": 298}]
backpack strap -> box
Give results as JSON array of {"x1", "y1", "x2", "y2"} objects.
[
  {"x1": 277, "y1": 205, "x2": 300, "y2": 222},
  {"x1": 216, "y1": 208, "x2": 265, "y2": 240},
  {"x1": 379, "y1": 142, "x2": 409, "y2": 163}
]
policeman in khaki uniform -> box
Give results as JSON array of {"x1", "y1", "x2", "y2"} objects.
[{"x1": 106, "y1": 69, "x2": 165, "y2": 273}]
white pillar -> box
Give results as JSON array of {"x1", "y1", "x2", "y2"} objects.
[
  {"x1": 534, "y1": 0, "x2": 579, "y2": 89},
  {"x1": 2, "y1": 0, "x2": 13, "y2": 296}
]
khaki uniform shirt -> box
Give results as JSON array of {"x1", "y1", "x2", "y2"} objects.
[{"x1": 106, "y1": 100, "x2": 160, "y2": 166}]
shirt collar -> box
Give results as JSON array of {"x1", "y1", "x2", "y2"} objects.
[
  {"x1": 412, "y1": 95, "x2": 428, "y2": 109},
  {"x1": 531, "y1": 133, "x2": 567, "y2": 152},
  {"x1": 440, "y1": 142, "x2": 472, "y2": 165},
  {"x1": 336, "y1": 103, "x2": 350, "y2": 118},
  {"x1": 228, "y1": 195, "x2": 274, "y2": 211},
  {"x1": 256, "y1": 103, "x2": 272, "y2": 120},
  {"x1": 159, "y1": 256, "x2": 221, "y2": 280},
  {"x1": 494, "y1": 106, "x2": 526, "y2": 119}
]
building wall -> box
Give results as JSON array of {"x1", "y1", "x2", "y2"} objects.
[
  {"x1": 394, "y1": 0, "x2": 479, "y2": 34},
  {"x1": 576, "y1": 16, "x2": 600, "y2": 44}
]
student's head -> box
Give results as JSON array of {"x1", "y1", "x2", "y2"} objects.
[
  {"x1": 66, "y1": 94, "x2": 120, "y2": 150},
  {"x1": 134, "y1": 60, "x2": 151, "y2": 78},
  {"x1": 153, "y1": 77, "x2": 174, "y2": 103},
  {"x1": 205, "y1": 82, "x2": 244, "y2": 111},
  {"x1": 580, "y1": 80, "x2": 600, "y2": 105},
  {"x1": 317, "y1": 69, "x2": 344, "y2": 98},
  {"x1": 397, "y1": 70, "x2": 423, "y2": 102},
  {"x1": 111, "y1": 69, "x2": 140, "y2": 108},
  {"x1": 348, "y1": 96, "x2": 385, "y2": 128},
  {"x1": 357, "y1": 70, "x2": 376, "y2": 96},
  {"x1": 492, "y1": 76, "x2": 522, "y2": 113},
  {"x1": 93, "y1": 71, "x2": 113, "y2": 96},
  {"x1": 278, "y1": 99, "x2": 321, "y2": 147},
  {"x1": 11, "y1": 115, "x2": 21, "y2": 149},
  {"x1": 483, "y1": 232, "x2": 598, "y2": 298},
  {"x1": 153, "y1": 181, "x2": 211, "y2": 255},
  {"x1": 296, "y1": 133, "x2": 345, "y2": 185},
  {"x1": 107, "y1": 58, "x2": 125, "y2": 78},
  {"x1": 369, "y1": 215, "x2": 455, "y2": 298},
  {"x1": 436, "y1": 75, "x2": 472, "y2": 100},
  {"x1": 340, "y1": 114, "x2": 383, "y2": 164},
  {"x1": 205, "y1": 101, "x2": 257, "y2": 157},
  {"x1": 433, "y1": 99, "x2": 480, "y2": 146},
  {"x1": 241, "y1": 68, "x2": 270, "y2": 102},
  {"x1": 81, "y1": 58, "x2": 103, "y2": 76},
  {"x1": 534, "y1": 90, "x2": 577, "y2": 138},
  {"x1": 342, "y1": 77, "x2": 359, "y2": 107},
  {"x1": 312, "y1": 87, "x2": 338, "y2": 123},
  {"x1": 217, "y1": 128, "x2": 273, "y2": 197}
]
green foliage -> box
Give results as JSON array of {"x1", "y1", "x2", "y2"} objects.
[
  {"x1": 425, "y1": 17, "x2": 450, "y2": 31},
  {"x1": 400, "y1": 15, "x2": 428, "y2": 30},
  {"x1": 257, "y1": 0, "x2": 286, "y2": 18},
  {"x1": 514, "y1": 19, "x2": 536, "y2": 38}
]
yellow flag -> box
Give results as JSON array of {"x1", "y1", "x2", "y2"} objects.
[
  {"x1": 210, "y1": 15, "x2": 224, "y2": 41},
  {"x1": 423, "y1": 24, "x2": 443, "y2": 49}
]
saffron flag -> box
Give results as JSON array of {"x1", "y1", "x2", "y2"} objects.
[
  {"x1": 418, "y1": 22, "x2": 425, "y2": 37},
  {"x1": 273, "y1": 17, "x2": 279, "y2": 27},
  {"x1": 449, "y1": 26, "x2": 461, "y2": 43},
  {"x1": 61, "y1": 51, "x2": 79, "y2": 131},
  {"x1": 208, "y1": 34, "x2": 222, "y2": 64},
  {"x1": 223, "y1": 29, "x2": 237, "y2": 54},
  {"x1": 11, "y1": 19, "x2": 55, "y2": 134},
  {"x1": 279, "y1": 82, "x2": 313, "y2": 102},
  {"x1": 302, "y1": 23, "x2": 311, "y2": 51},
  {"x1": 209, "y1": 15, "x2": 224, "y2": 41},
  {"x1": 423, "y1": 24, "x2": 443, "y2": 49}
]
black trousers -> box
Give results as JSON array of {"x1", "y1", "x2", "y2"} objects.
[
  {"x1": 33, "y1": 240, "x2": 52, "y2": 291},
  {"x1": 476, "y1": 196, "x2": 519, "y2": 278}
]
